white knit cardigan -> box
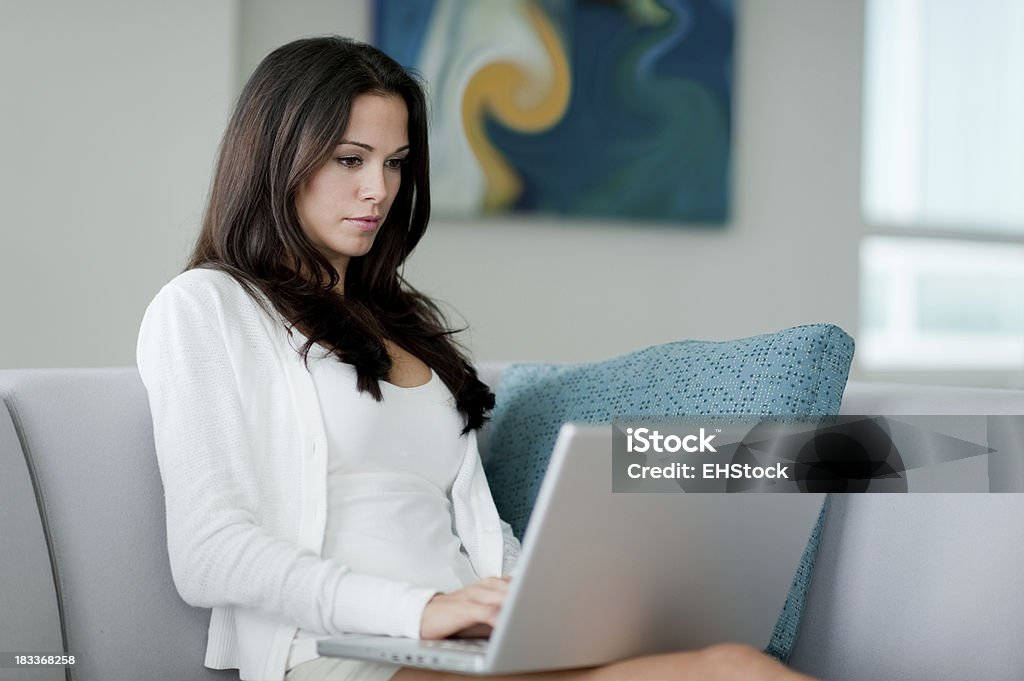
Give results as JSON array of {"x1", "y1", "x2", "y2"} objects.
[{"x1": 137, "y1": 268, "x2": 521, "y2": 681}]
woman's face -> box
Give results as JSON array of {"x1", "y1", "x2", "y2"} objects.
[{"x1": 295, "y1": 93, "x2": 410, "y2": 279}]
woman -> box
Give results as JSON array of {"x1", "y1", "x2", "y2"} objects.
[{"x1": 137, "y1": 36, "x2": 816, "y2": 681}]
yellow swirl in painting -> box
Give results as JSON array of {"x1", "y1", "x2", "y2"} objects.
[{"x1": 461, "y1": 2, "x2": 571, "y2": 211}]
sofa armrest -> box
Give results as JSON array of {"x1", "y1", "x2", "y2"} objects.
[{"x1": 0, "y1": 400, "x2": 64, "y2": 681}]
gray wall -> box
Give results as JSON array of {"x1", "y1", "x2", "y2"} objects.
[
  {"x1": 0, "y1": 0, "x2": 237, "y2": 367},
  {"x1": 2, "y1": 1, "x2": 870, "y2": 376}
]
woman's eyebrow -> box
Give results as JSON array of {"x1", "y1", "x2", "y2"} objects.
[{"x1": 337, "y1": 139, "x2": 410, "y2": 154}]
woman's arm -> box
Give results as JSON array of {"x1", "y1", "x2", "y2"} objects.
[{"x1": 137, "y1": 279, "x2": 437, "y2": 638}]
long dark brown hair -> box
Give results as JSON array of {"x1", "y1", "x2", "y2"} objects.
[{"x1": 188, "y1": 36, "x2": 494, "y2": 433}]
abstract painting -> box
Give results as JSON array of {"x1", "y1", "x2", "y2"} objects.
[{"x1": 374, "y1": 0, "x2": 734, "y2": 223}]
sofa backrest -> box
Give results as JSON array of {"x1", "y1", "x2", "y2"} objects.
[
  {"x1": 0, "y1": 369, "x2": 236, "y2": 681},
  {"x1": 789, "y1": 381, "x2": 1024, "y2": 681}
]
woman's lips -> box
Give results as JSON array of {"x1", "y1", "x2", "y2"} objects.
[{"x1": 346, "y1": 217, "x2": 380, "y2": 231}]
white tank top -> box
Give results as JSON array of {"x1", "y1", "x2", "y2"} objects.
[{"x1": 288, "y1": 342, "x2": 480, "y2": 668}]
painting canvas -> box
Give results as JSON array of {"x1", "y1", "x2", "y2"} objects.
[{"x1": 374, "y1": 0, "x2": 734, "y2": 223}]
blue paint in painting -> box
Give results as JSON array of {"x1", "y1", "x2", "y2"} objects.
[
  {"x1": 372, "y1": 0, "x2": 436, "y2": 69},
  {"x1": 484, "y1": 0, "x2": 733, "y2": 221}
]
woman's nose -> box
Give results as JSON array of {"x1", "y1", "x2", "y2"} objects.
[{"x1": 359, "y1": 168, "x2": 387, "y2": 203}]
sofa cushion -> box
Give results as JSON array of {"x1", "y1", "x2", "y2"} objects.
[{"x1": 482, "y1": 324, "x2": 854, "y2": 660}]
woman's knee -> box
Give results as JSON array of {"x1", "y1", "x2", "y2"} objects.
[
  {"x1": 603, "y1": 645, "x2": 766, "y2": 680},
  {"x1": 696, "y1": 644, "x2": 803, "y2": 679},
  {"x1": 701, "y1": 643, "x2": 766, "y2": 666}
]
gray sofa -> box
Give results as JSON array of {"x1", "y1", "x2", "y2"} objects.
[{"x1": 2, "y1": 365, "x2": 1023, "y2": 681}]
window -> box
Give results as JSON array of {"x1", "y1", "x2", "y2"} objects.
[{"x1": 860, "y1": 0, "x2": 1024, "y2": 377}]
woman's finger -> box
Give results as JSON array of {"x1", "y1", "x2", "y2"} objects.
[
  {"x1": 464, "y1": 587, "x2": 506, "y2": 607},
  {"x1": 420, "y1": 591, "x2": 503, "y2": 639},
  {"x1": 469, "y1": 601, "x2": 501, "y2": 626},
  {"x1": 453, "y1": 622, "x2": 494, "y2": 639},
  {"x1": 468, "y1": 577, "x2": 510, "y2": 595}
]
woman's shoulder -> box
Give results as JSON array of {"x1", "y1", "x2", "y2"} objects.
[
  {"x1": 148, "y1": 267, "x2": 269, "y2": 319},
  {"x1": 138, "y1": 267, "x2": 289, "y2": 367},
  {"x1": 157, "y1": 266, "x2": 251, "y2": 299}
]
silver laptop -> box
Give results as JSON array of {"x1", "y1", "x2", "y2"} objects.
[{"x1": 318, "y1": 423, "x2": 824, "y2": 674}]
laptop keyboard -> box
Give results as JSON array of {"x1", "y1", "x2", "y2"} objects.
[{"x1": 419, "y1": 639, "x2": 489, "y2": 652}]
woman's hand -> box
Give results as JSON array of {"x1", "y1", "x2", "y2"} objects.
[{"x1": 419, "y1": 576, "x2": 511, "y2": 640}]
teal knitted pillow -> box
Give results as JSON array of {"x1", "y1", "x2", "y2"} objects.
[{"x1": 483, "y1": 323, "x2": 854, "y2": 660}]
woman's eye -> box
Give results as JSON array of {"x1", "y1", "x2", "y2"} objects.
[
  {"x1": 336, "y1": 156, "x2": 362, "y2": 168},
  {"x1": 385, "y1": 157, "x2": 406, "y2": 170}
]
